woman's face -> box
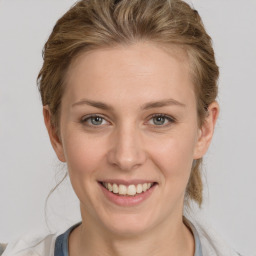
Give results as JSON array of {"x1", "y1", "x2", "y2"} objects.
[{"x1": 45, "y1": 42, "x2": 215, "y2": 236}]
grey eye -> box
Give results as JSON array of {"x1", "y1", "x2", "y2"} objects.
[
  {"x1": 90, "y1": 116, "x2": 104, "y2": 125},
  {"x1": 81, "y1": 114, "x2": 109, "y2": 127},
  {"x1": 148, "y1": 114, "x2": 175, "y2": 127},
  {"x1": 152, "y1": 116, "x2": 167, "y2": 125}
]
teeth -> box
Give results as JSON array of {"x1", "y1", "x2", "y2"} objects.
[
  {"x1": 127, "y1": 185, "x2": 136, "y2": 196},
  {"x1": 119, "y1": 184, "x2": 127, "y2": 195},
  {"x1": 107, "y1": 183, "x2": 113, "y2": 192},
  {"x1": 102, "y1": 182, "x2": 154, "y2": 196},
  {"x1": 113, "y1": 183, "x2": 119, "y2": 193},
  {"x1": 142, "y1": 183, "x2": 148, "y2": 192},
  {"x1": 136, "y1": 184, "x2": 143, "y2": 193}
]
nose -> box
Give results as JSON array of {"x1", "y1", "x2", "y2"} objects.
[{"x1": 107, "y1": 124, "x2": 147, "y2": 171}]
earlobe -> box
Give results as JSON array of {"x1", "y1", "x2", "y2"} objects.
[
  {"x1": 193, "y1": 101, "x2": 219, "y2": 159},
  {"x1": 43, "y1": 106, "x2": 66, "y2": 162}
]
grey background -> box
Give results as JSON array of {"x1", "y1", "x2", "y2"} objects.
[{"x1": 0, "y1": 0, "x2": 255, "y2": 255}]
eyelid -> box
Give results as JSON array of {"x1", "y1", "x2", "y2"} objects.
[
  {"x1": 146, "y1": 113, "x2": 176, "y2": 127},
  {"x1": 80, "y1": 113, "x2": 176, "y2": 128},
  {"x1": 81, "y1": 114, "x2": 110, "y2": 127}
]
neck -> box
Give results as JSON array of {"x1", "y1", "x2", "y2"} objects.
[{"x1": 69, "y1": 214, "x2": 194, "y2": 256}]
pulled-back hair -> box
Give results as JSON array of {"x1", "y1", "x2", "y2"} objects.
[{"x1": 38, "y1": 0, "x2": 219, "y2": 206}]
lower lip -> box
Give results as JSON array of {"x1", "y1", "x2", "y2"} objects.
[{"x1": 99, "y1": 183, "x2": 157, "y2": 207}]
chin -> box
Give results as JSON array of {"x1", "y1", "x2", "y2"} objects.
[
  {"x1": 107, "y1": 222, "x2": 150, "y2": 237},
  {"x1": 99, "y1": 211, "x2": 158, "y2": 237}
]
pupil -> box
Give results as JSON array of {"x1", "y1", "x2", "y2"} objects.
[
  {"x1": 154, "y1": 116, "x2": 165, "y2": 125},
  {"x1": 92, "y1": 116, "x2": 102, "y2": 125}
]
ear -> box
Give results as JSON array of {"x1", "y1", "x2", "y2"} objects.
[
  {"x1": 43, "y1": 106, "x2": 66, "y2": 162},
  {"x1": 193, "y1": 101, "x2": 219, "y2": 159}
]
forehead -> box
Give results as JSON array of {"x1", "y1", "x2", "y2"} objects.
[{"x1": 63, "y1": 42, "x2": 195, "y2": 109}]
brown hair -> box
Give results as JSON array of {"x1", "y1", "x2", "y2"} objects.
[{"x1": 38, "y1": 0, "x2": 219, "y2": 206}]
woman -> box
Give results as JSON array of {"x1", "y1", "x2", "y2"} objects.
[{"x1": 2, "y1": 0, "x2": 241, "y2": 255}]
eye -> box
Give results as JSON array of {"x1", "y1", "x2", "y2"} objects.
[
  {"x1": 148, "y1": 114, "x2": 175, "y2": 127},
  {"x1": 81, "y1": 114, "x2": 108, "y2": 126}
]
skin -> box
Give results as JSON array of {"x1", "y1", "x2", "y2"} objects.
[{"x1": 43, "y1": 41, "x2": 219, "y2": 256}]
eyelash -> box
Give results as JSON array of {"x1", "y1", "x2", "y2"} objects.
[
  {"x1": 80, "y1": 113, "x2": 176, "y2": 128},
  {"x1": 149, "y1": 114, "x2": 176, "y2": 127}
]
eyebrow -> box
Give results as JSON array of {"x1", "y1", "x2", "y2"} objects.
[{"x1": 71, "y1": 98, "x2": 186, "y2": 110}]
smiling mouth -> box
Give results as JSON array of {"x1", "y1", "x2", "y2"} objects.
[{"x1": 99, "y1": 182, "x2": 157, "y2": 196}]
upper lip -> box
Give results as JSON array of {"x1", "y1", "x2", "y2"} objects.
[{"x1": 99, "y1": 179, "x2": 157, "y2": 186}]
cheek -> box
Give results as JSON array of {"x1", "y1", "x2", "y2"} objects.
[
  {"x1": 61, "y1": 130, "x2": 108, "y2": 209},
  {"x1": 62, "y1": 130, "x2": 104, "y2": 180},
  {"x1": 148, "y1": 129, "x2": 197, "y2": 184}
]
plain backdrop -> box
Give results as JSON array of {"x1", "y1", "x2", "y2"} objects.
[{"x1": 0, "y1": 0, "x2": 255, "y2": 255}]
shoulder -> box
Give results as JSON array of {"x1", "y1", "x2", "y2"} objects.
[
  {"x1": 1, "y1": 232, "x2": 58, "y2": 256},
  {"x1": 0, "y1": 243, "x2": 7, "y2": 256},
  {"x1": 186, "y1": 214, "x2": 242, "y2": 256}
]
